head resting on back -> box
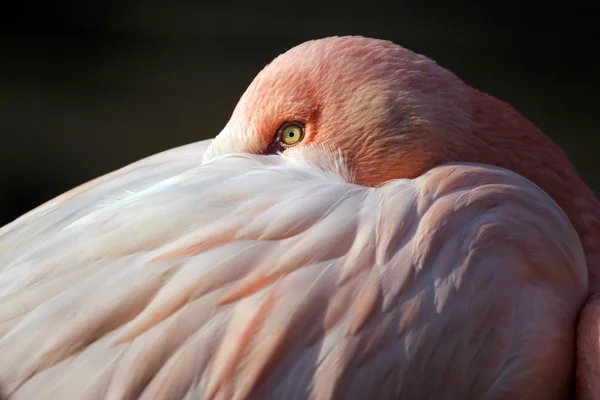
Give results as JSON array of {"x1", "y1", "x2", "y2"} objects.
[
  {"x1": 206, "y1": 36, "x2": 480, "y2": 184},
  {"x1": 205, "y1": 36, "x2": 569, "y2": 187},
  {"x1": 204, "y1": 36, "x2": 600, "y2": 277}
]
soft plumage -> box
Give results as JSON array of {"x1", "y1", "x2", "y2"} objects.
[
  {"x1": 0, "y1": 142, "x2": 587, "y2": 399},
  {"x1": 1, "y1": 35, "x2": 599, "y2": 399}
]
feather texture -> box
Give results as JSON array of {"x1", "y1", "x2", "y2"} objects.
[{"x1": 0, "y1": 140, "x2": 587, "y2": 399}]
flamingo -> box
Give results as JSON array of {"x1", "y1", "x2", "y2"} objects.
[{"x1": 0, "y1": 36, "x2": 598, "y2": 399}]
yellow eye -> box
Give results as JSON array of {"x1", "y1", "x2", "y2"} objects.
[{"x1": 279, "y1": 123, "x2": 304, "y2": 146}]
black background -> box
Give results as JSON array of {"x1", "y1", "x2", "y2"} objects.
[{"x1": 1, "y1": 1, "x2": 598, "y2": 226}]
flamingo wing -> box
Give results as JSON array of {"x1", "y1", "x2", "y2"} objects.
[{"x1": 0, "y1": 145, "x2": 587, "y2": 399}]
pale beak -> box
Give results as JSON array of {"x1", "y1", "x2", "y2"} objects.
[{"x1": 202, "y1": 122, "x2": 264, "y2": 163}]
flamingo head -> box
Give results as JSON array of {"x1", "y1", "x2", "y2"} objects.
[{"x1": 205, "y1": 37, "x2": 567, "y2": 187}]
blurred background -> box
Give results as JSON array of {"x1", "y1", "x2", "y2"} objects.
[{"x1": 0, "y1": 0, "x2": 597, "y2": 226}]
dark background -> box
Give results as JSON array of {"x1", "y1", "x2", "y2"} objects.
[{"x1": 1, "y1": 1, "x2": 598, "y2": 226}]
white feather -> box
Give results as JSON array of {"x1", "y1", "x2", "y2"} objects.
[{"x1": 0, "y1": 140, "x2": 588, "y2": 399}]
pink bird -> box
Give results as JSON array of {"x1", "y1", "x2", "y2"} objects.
[{"x1": 0, "y1": 36, "x2": 598, "y2": 399}]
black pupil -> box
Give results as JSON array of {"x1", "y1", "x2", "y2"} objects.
[{"x1": 289, "y1": 132, "x2": 295, "y2": 137}]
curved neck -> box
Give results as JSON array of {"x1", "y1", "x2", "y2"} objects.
[{"x1": 469, "y1": 91, "x2": 600, "y2": 291}]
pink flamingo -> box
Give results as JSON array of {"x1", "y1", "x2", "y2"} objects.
[{"x1": 0, "y1": 36, "x2": 598, "y2": 399}]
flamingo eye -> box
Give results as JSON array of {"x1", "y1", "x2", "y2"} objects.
[{"x1": 279, "y1": 122, "x2": 304, "y2": 146}]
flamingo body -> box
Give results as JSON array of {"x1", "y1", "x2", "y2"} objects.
[
  {"x1": 1, "y1": 36, "x2": 599, "y2": 399},
  {"x1": 0, "y1": 143, "x2": 587, "y2": 399}
]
